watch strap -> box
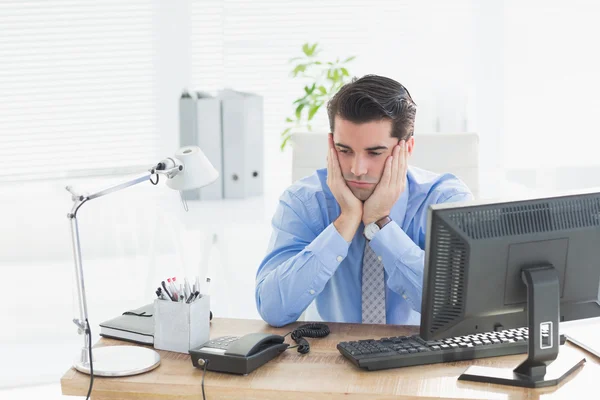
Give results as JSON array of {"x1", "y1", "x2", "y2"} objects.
[{"x1": 375, "y1": 216, "x2": 392, "y2": 229}]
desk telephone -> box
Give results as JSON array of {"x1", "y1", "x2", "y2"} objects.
[
  {"x1": 190, "y1": 323, "x2": 330, "y2": 375},
  {"x1": 190, "y1": 333, "x2": 289, "y2": 375}
]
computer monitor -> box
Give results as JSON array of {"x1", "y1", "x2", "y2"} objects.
[{"x1": 420, "y1": 189, "x2": 600, "y2": 388}]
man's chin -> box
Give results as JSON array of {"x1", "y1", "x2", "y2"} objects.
[{"x1": 350, "y1": 187, "x2": 374, "y2": 202}]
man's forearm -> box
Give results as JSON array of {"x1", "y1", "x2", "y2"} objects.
[
  {"x1": 333, "y1": 212, "x2": 362, "y2": 242},
  {"x1": 256, "y1": 223, "x2": 350, "y2": 326}
]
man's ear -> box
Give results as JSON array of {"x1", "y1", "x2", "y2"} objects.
[{"x1": 406, "y1": 137, "x2": 415, "y2": 156}]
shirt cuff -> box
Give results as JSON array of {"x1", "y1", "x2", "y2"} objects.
[
  {"x1": 305, "y1": 222, "x2": 350, "y2": 272},
  {"x1": 369, "y1": 220, "x2": 415, "y2": 261}
]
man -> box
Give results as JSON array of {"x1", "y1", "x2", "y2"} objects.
[{"x1": 255, "y1": 75, "x2": 473, "y2": 327}]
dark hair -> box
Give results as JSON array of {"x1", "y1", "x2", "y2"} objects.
[{"x1": 327, "y1": 74, "x2": 417, "y2": 140}]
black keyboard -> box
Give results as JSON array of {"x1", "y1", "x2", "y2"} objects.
[{"x1": 337, "y1": 327, "x2": 565, "y2": 371}]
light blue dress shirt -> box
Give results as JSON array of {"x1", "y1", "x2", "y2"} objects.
[{"x1": 255, "y1": 166, "x2": 474, "y2": 327}]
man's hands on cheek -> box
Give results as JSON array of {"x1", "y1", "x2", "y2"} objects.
[
  {"x1": 327, "y1": 134, "x2": 363, "y2": 242},
  {"x1": 363, "y1": 140, "x2": 409, "y2": 226}
]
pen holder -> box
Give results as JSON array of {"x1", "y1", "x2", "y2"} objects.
[{"x1": 153, "y1": 295, "x2": 210, "y2": 354}]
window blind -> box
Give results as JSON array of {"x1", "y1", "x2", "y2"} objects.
[
  {"x1": 0, "y1": 0, "x2": 162, "y2": 182},
  {"x1": 190, "y1": 0, "x2": 475, "y2": 188}
]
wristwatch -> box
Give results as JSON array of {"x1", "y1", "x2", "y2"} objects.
[{"x1": 364, "y1": 216, "x2": 392, "y2": 241}]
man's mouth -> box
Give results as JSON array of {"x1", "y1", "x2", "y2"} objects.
[{"x1": 347, "y1": 180, "x2": 375, "y2": 188}]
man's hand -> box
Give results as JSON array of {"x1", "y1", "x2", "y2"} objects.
[
  {"x1": 327, "y1": 134, "x2": 362, "y2": 241},
  {"x1": 363, "y1": 140, "x2": 409, "y2": 226}
]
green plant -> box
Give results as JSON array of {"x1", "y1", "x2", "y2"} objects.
[{"x1": 280, "y1": 42, "x2": 356, "y2": 151}]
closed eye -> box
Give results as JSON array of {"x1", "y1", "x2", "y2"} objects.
[{"x1": 338, "y1": 149, "x2": 381, "y2": 156}]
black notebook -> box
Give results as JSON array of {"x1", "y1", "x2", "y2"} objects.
[{"x1": 99, "y1": 303, "x2": 154, "y2": 345}]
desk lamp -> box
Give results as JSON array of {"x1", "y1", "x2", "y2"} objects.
[{"x1": 66, "y1": 146, "x2": 218, "y2": 377}]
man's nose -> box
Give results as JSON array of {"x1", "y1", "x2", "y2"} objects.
[{"x1": 350, "y1": 156, "x2": 367, "y2": 177}]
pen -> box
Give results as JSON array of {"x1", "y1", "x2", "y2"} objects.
[
  {"x1": 186, "y1": 291, "x2": 195, "y2": 303},
  {"x1": 161, "y1": 281, "x2": 174, "y2": 301},
  {"x1": 173, "y1": 277, "x2": 180, "y2": 297},
  {"x1": 168, "y1": 278, "x2": 177, "y2": 297},
  {"x1": 184, "y1": 278, "x2": 192, "y2": 299},
  {"x1": 205, "y1": 277, "x2": 211, "y2": 296}
]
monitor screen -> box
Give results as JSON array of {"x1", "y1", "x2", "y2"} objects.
[{"x1": 420, "y1": 190, "x2": 600, "y2": 341}]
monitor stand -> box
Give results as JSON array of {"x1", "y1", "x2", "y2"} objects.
[{"x1": 458, "y1": 265, "x2": 586, "y2": 388}]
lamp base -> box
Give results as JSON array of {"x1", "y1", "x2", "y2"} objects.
[{"x1": 74, "y1": 346, "x2": 161, "y2": 377}]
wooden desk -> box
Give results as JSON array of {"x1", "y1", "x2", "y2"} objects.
[{"x1": 61, "y1": 318, "x2": 598, "y2": 399}]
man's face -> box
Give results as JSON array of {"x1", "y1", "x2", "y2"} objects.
[{"x1": 332, "y1": 116, "x2": 414, "y2": 201}]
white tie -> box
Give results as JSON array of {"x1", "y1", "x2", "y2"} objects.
[{"x1": 361, "y1": 241, "x2": 386, "y2": 324}]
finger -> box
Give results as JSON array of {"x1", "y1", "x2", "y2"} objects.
[
  {"x1": 327, "y1": 148, "x2": 332, "y2": 183},
  {"x1": 401, "y1": 139, "x2": 409, "y2": 171},
  {"x1": 399, "y1": 140, "x2": 409, "y2": 184},
  {"x1": 391, "y1": 143, "x2": 401, "y2": 187},
  {"x1": 331, "y1": 147, "x2": 342, "y2": 180},
  {"x1": 382, "y1": 155, "x2": 393, "y2": 187}
]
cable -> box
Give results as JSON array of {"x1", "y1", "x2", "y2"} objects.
[
  {"x1": 201, "y1": 359, "x2": 209, "y2": 400},
  {"x1": 85, "y1": 319, "x2": 94, "y2": 400},
  {"x1": 287, "y1": 323, "x2": 330, "y2": 354}
]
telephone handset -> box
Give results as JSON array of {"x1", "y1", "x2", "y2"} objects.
[
  {"x1": 225, "y1": 333, "x2": 286, "y2": 357},
  {"x1": 190, "y1": 333, "x2": 289, "y2": 375},
  {"x1": 190, "y1": 323, "x2": 330, "y2": 375}
]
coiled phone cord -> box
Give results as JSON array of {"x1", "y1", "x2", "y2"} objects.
[{"x1": 285, "y1": 323, "x2": 330, "y2": 354}]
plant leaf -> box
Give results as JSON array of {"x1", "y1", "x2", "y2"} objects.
[
  {"x1": 343, "y1": 56, "x2": 356, "y2": 63},
  {"x1": 302, "y1": 43, "x2": 310, "y2": 56},
  {"x1": 341, "y1": 67, "x2": 349, "y2": 77},
  {"x1": 293, "y1": 97, "x2": 306, "y2": 104},
  {"x1": 285, "y1": 117, "x2": 294, "y2": 123},
  {"x1": 292, "y1": 64, "x2": 307, "y2": 76},
  {"x1": 280, "y1": 135, "x2": 291, "y2": 151},
  {"x1": 318, "y1": 85, "x2": 327, "y2": 95},
  {"x1": 308, "y1": 104, "x2": 321, "y2": 121},
  {"x1": 310, "y1": 43, "x2": 318, "y2": 55},
  {"x1": 295, "y1": 103, "x2": 305, "y2": 119},
  {"x1": 280, "y1": 127, "x2": 292, "y2": 137}
]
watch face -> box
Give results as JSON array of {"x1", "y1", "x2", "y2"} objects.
[{"x1": 365, "y1": 222, "x2": 379, "y2": 239}]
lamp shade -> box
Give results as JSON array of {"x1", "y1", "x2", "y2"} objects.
[{"x1": 166, "y1": 146, "x2": 219, "y2": 191}]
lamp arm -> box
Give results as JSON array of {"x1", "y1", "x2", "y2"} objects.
[
  {"x1": 65, "y1": 170, "x2": 155, "y2": 365},
  {"x1": 66, "y1": 172, "x2": 153, "y2": 217}
]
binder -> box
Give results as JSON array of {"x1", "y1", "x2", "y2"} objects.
[
  {"x1": 179, "y1": 90, "x2": 223, "y2": 200},
  {"x1": 99, "y1": 303, "x2": 154, "y2": 345},
  {"x1": 219, "y1": 89, "x2": 264, "y2": 199}
]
